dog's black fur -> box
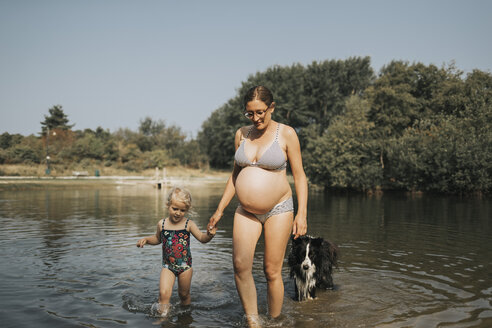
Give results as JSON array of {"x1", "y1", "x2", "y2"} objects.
[{"x1": 288, "y1": 235, "x2": 339, "y2": 301}]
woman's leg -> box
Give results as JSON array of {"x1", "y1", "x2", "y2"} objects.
[
  {"x1": 233, "y1": 208, "x2": 263, "y2": 316},
  {"x1": 263, "y1": 211, "x2": 293, "y2": 318},
  {"x1": 177, "y1": 268, "x2": 193, "y2": 305}
]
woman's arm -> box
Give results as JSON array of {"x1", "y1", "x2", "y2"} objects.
[
  {"x1": 285, "y1": 126, "x2": 308, "y2": 239},
  {"x1": 207, "y1": 128, "x2": 243, "y2": 231},
  {"x1": 188, "y1": 220, "x2": 215, "y2": 243},
  {"x1": 209, "y1": 164, "x2": 240, "y2": 222},
  {"x1": 136, "y1": 220, "x2": 162, "y2": 247}
]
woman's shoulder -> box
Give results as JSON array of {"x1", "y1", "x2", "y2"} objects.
[
  {"x1": 235, "y1": 125, "x2": 253, "y2": 141},
  {"x1": 278, "y1": 123, "x2": 297, "y2": 138},
  {"x1": 236, "y1": 125, "x2": 253, "y2": 135}
]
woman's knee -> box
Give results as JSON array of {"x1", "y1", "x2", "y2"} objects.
[
  {"x1": 263, "y1": 263, "x2": 282, "y2": 282},
  {"x1": 233, "y1": 256, "x2": 252, "y2": 276}
]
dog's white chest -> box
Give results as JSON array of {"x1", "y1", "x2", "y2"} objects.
[{"x1": 296, "y1": 242, "x2": 317, "y2": 300}]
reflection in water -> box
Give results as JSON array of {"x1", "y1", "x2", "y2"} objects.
[{"x1": 0, "y1": 183, "x2": 491, "y2": 327}]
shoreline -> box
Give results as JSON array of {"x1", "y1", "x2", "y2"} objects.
[
  {"x1": 0, "y1": 164, "x2": 231, "y2": 190},
  {"x1": 0, "y1": 174, "x2": 229, "y2": 191}
]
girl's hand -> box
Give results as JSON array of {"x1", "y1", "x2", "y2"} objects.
[
  {"x1": 136, "y1": 238, "x2": 147, "y2": 248},
  {"x1": 207, "y1": 225, "x2": 217, "y2": 236},
  {"x1": 292, "y1": 214, "x2": 307, "y2": 239},
  {"x1": 207, "y1": 211, "x2": 223, "y2": 233}
]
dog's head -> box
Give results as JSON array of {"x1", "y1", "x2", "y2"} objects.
[
  {"x1": 289, "y1": 236, "x2": 318, "y2": 274},
  {"x1": 289, "y1": 236, "x2": 339, "y2": 273}
]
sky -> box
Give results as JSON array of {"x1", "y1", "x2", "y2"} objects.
[{"x1": 1, "y1": 0, "x2": 491, "y2": 137}]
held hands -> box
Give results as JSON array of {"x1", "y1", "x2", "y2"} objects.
[
  {"x1": 207, "y1": 211, "x2": 223, "y2": 235},
  {"x1": 207, "y1": 225, "x2": 217, "y2": 236},
  {"x1": 292, "y1": 213, "x2": 307, "y2": 239}
]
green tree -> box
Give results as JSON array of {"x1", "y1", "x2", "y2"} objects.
[
  {"x1": 70, "y1": 133, "x2": 105, "y2": 161},
  {"x1": 156, "y1": 125, "x2": 186, "y2": 155},
  {"x1": 304, "y1": 96, "x2": 381, "y2": 191},
  {"x1": 198, "y1": 57, "x2": 374, "y2": 168},
  {"x1": 0, "y1": 132, "x2": 13, "y2": 149},
  {"x1": 365, "y1": 61, "x2": 463, "y2": 181},
  {"x1": 142, "y1": 149, "x2": 178, "y2": 168},
  {"x1": 380, "y1": 66, "x2": 492, "y2": 193},
  {"x1": 198, "y1": 98, "x2": 244, "y2": 168},
  {"x1": 139, "y1": 117, "x2": 166, "y2": 136},
  {"x1": 386, "y1": 113, "x2": 491, "y2": 193},
  {"x1": 173, "y1": 139, "x2": 208, "y2": 168},
  {"x1": 303, "y1": 57, "x2": 374, "y2": 136},
  {"x1": 0, "y1": 132, "x2": 23, "y2": 149},
  {"x1": 6, "y1": 135, "x2": 43, "y2": 164},
  {"x1": 41, "y1": 105, "x2": 74, "y2": 134}
]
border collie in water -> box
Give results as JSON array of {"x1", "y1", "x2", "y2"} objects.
[{"x1": 288, "y1": 235, "x2": 339, "y2": 301}]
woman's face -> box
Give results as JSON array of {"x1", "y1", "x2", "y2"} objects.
[{"x1": 244, "y1": 99, "x2": 275, "y2": 130}]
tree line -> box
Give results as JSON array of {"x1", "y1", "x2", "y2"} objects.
[
  {"x1": 198, "y1": 57, "x2": 491, "y2": 194},
  {"x1": 1, "y1": 57, "x2": 491, "y2": 194},
  {"x1": 0, "y1": 106, "x2": 207, "y2": 172}
]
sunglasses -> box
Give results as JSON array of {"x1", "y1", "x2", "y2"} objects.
[{"x1": 244, "y1": 105, "x2": 271, "y2": 119}]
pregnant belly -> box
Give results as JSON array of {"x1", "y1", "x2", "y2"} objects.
[{"x1": 235, "y1": 167, "x2": 291, "y2": 214}]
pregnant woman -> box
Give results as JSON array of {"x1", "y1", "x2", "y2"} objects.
[{"x1": 208, "y1": 85, "x2": 308, "y2": 324}]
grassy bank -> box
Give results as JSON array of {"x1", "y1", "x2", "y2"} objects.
[
  {"x1": 0, "y1": 164, "x2": 230, "y2": 179},
  {"x1": 0, "y1": 164, "x2": 230, "y2": 191}
]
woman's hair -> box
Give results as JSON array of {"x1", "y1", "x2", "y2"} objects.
[
  {"x1": 166, "y1": 186, "x2": 192, "y2": 209},
  {"x1": 243, "y1": 85, "x2": 274, "y2": 108}
]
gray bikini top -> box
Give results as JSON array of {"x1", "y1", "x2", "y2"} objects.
[{"x1": 234, "y1": 123, "x2": 287, "y2": 171}]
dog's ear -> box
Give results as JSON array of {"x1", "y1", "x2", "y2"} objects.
[
  {"x1": 323, "y1": 240, "x2": 339, "y2": 267},
  {"x1": 311, "y1": 237, "x2": 323, "y2": 247}
]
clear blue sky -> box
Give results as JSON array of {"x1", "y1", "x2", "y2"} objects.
[{"x1": 1, "y1": 0, "x2": 491, "y2": 137}]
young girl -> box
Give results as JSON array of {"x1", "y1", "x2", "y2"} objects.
[{"x1": 137, "y1": 186, "x2": 216, "y2": 315}]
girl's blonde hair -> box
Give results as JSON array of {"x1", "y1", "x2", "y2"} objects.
[{"x1": 166, "y1": 186, "x2": 192, "y2": 210}]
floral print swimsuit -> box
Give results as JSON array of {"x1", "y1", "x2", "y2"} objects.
[{"x1": 161, "y1": 218, "x2": 192, "y2": 276}]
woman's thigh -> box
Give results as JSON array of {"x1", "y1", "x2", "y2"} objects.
[
  {"x1": 233, "y1": 208, "x2": 263, "y2": 270},
  {"x1": 263, "y1": 211, "x2": 293, "y2": 270}
]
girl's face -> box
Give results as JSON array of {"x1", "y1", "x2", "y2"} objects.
[
  {"x1": 245, "y1": 99, "x2": 275, "y2": 130},
  {"x1": 168, "y1": 199, "x2": 188, "y2": 224}
]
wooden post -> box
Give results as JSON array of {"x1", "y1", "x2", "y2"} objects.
[{"x1": 155, "y1": 167, "x2": 161, "y2": 189}]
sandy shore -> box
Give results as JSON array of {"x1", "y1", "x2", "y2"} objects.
[{"x1": 0, "y1": 174, "x2": 229, "y2": 191}]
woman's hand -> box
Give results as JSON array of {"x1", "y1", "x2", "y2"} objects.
[
  {"x1": 208, "y1": 211, "x2": 223, "y2": 234},
  {"x1": 136, "y1": 238, "x2": 147, "y2": 248},
  {"x1": 207, "y1": 225, "x2": 217, "y2": 236},
  {"x1": 292, "y1": 213, "x2": 307, "y2": 239}
]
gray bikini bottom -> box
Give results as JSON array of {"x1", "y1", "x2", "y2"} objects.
[{"x1": 238, "y1": 197, "x2": 294, "y2": 223}]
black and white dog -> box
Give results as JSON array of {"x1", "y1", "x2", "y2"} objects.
[{"x1": 288, "y1": 235, "x2": 339, "y2": 301}]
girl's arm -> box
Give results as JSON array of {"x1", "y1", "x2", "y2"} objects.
[
  {"x1": 188, "y1": 220, "x2": 216, "y2": 243},
  {"x1": 285, "y1": 125, "x2": 308, "y2": 239},
  {"x1": 136, "y1": 220, "x2": 162, "y2": 247},
  {"x1": 207, "y1": 128, "x2": 243, "y2": 231}
]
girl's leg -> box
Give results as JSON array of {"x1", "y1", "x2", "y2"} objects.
[
  {"x1": 233, "y1": 208, "x2": 263, "y2": 316},
  {"x1": 263, "y1": 211, "x2": 293, "y2": 318},
  {"x1": 158, "y1": 268, "x2": 176, "y2": 307},
  {"x1": 177, "y1": 268, "x2": 193, "y2": 305}
]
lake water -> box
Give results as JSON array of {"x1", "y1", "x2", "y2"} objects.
[{"x1": 0, "y1": 180, "x2": 491, "y2": 327}]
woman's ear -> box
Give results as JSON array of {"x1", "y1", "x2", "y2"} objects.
[{"x1": 270, "y1": 102, "x2": 276, "y2": 114}]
